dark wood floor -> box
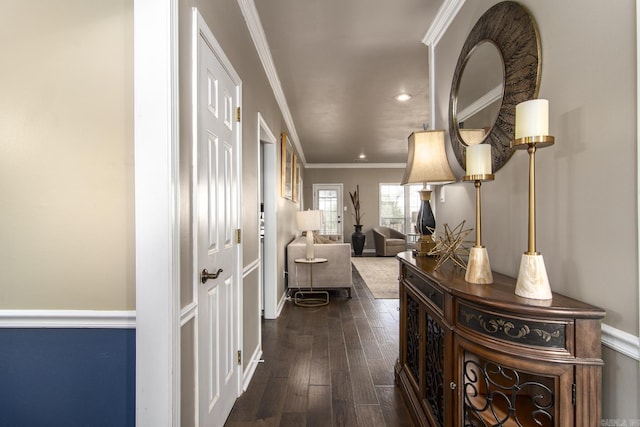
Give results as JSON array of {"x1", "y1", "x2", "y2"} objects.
[{"x1": 225, "y1": 265, "x2": 414, "y2": 427}]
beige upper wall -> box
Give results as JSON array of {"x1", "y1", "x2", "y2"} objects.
[
  {"x1": 0, "y1": 0, "x2": 134, "y2": 310},
  {"x1": 434, "y1": 0, "x2": 638, "y2": 418}
]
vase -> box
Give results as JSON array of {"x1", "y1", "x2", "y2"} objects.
[{"x1": 351, "y1": 224, "x2": 365, "y2": 256}]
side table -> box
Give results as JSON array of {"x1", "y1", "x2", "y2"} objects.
[{"x1": 293, "y1": 257, "x2": 329, "y2": 307}]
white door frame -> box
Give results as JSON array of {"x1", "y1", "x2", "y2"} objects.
[
  {"x1": 135, "y1": 3, "x2": 244, "y2": 426},
  {"x1": 257, "y1": 114, "x2": 278, "y2": 319},
  {"x1": 134, "y1": 0, "x2": 180, "y2": 425}
]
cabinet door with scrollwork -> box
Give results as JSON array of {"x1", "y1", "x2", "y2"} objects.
[
  {"x1": 454, "y1": 336, "x2": 574, "y2": 427},
  {"x1": 400, "y1": 283, "x2": 454, "y2": 427},
  {"x1": 420, "y1": 298, "x2": 453, "y2": 427}
]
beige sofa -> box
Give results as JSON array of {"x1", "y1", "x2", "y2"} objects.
[{"x1": 286, "y1": 236, "x2": 352, "y2": 298}]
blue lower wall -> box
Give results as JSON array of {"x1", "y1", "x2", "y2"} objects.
[{"x1": 0, "y1": 328, "x2": 135, "y2": 427}]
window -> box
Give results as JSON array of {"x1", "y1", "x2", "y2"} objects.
[{"x1": 379, "y1": 183, "x2": 423, "y2": 233}]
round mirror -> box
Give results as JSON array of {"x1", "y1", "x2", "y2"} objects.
[
  {"x1": 449, "y1": 2, "x2": 541, "y2": 173},
  {"x1": 455, "y1": 41, "x2": 504, "y2": 145}
]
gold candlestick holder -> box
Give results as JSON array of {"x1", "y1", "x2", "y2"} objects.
[
  {"x1": 463, "y1": 173, "x2": 494, "y2": 284},
  {"x1": 511, "y1": 135, "x2": 555, "y2": 300}
]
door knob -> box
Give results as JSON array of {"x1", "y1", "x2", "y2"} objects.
[{"x1": 201, "y1": 268, "x2": 223, "y2": 284}]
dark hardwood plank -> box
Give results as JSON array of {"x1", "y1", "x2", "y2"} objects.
[
  {"x1": 256, "y1": 377, "x2": 288, "y2": 419},
  {"x1": 355, "y1": 404, "x2": 386, "y2": 427},
  {"x1": 368, "y1": 355, "x2": 396, "y2": 386},
  {"x1": 279, "y1": 412, "x2": 306, "y2": 427},
  {"x1": 346, "y1": 347, "x2": 378, "y2": 404},
  {"x1": 309, "y1": 334, "x2": 330, "y2": 386},
  {"x1": 307, "y1": 385, "x2": 331, "y2": 427},
  {"x1": 225, "y1": 262, "x2": 413, "y2": 427},
  {"x1": 376, "y1": 385, "x2": 414, "y2": 427},
  {"x1": 282, "y1": 335, "x2": 313, "y2": 413},
  {"x1": 226, "y1": 363, "x2": 271, "y2": 422},
  {"x1": 331, "y1": 370, "x2": 358, "y2": 426}
]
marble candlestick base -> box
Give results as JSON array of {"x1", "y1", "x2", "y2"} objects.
[
  {"x1": 515, "y1": 253, "x2": 552, "y2": 300},
  {"x1": 465, "y1": 246, "x2": 493, "y2": 284}
]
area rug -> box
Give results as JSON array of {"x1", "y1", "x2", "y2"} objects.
[{"x1": 351, "y1": 257, "x2": 400, "y2": 299}]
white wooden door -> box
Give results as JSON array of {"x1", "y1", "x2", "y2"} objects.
[
  {"x1": 196, "y1": 17, "x2": 240, "y2": 426},
  {"x1": 313, "y1": 184, "x2": 344, "y2": 236}
]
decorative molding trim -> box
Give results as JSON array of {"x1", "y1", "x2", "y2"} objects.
[
  {"x1": 601, "y1": 323, "x2": 640, "y2": 361},
  {"x1": 243, "y1": 258, "x2": 260, "y2": 277},
  {"x1": 456, "y1": 84, "x2": 503, "y2": 122},
  {"x1": 0, "y1": 310, "x2": 136, "y2": 328},
  {"x1": 242, "y1": 345, "x2": 263, "y2": 391},
  {"x1": 237, "y1": 0, "x2": 306, "y2": 165},
  {"x1": 422, "y1": 0, "x2": 466, "y2": 47},
  {"x1": 306, "y1": 163, "x2": 405, "y2": 169},
  {"x1": 423, "y1": 0, "x2": 465, "y2": 126},
  {"x1": 180, "y1": 302, "x2": 197, "y2": 326}
]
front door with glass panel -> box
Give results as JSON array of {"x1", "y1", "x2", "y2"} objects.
[{"x1": 313, "y1": 184, "x2": 343, "y2": 237}]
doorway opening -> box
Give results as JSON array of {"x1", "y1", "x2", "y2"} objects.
[{"x1": 258, "y1": 114, "x2": 278, "y2": 319}]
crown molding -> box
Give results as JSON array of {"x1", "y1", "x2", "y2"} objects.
[
  {"x1": 306, "y1": 163, "x2": 405, "y2": 169},
  {"x1": 237, "y1": 0, "x2": 306, "y2": 165},
  {"x1": 422, "y1": 0, "x2": 466, "y2": 47}
]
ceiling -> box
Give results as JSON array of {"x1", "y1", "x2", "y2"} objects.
[{"x1": 254, "y1": 0, "x2": 445, "y2": 166}]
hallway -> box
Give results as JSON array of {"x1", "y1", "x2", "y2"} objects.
[{"x1": 225, "y1": 265, "x2": 413, "y2": 426}]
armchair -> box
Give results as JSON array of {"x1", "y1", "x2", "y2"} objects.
[{"x1": 372, "y1": 226, "x2": 407, "y2": 256}]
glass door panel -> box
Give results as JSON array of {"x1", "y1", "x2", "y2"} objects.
[{"x1": 313, "y1": 184, "x2": 343, "y2": 236}]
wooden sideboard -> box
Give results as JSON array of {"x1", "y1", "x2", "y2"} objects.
[{"x1": 395, "y1": 251, "x2": 605, "y2": 427}]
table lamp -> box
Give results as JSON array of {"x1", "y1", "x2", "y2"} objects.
[
  {"x1": 296, "y1": 210, "x2": 323, "y2": 260},
  {"x1": 511, "y1": 99, "x2": 554, "y2": 300},
  {"x1": 401, "y1": 130, "x2": 456, "y2": 256}
]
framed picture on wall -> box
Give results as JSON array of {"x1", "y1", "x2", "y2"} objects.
[
  {"x1": 281, "y1": 132, "x2": 294, "y2": 200},
  {"x1": 293, "y1": 163, "x2": 301, "y2": 204}
]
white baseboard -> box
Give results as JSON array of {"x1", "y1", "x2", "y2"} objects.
[
  {"x1": 601, "y1": 323, "x2": 640, "y2": 361},
  {"x1": 0, "y1": 310, "x2": 136, "y2": 328},
  {"x1": 275, "y1": 292, "x2": 287, "y2": 317},
  {"x1": 242, "y1": 344, "x2": 263, "y2": 391}
]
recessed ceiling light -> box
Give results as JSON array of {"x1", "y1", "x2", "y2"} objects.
[
  {"x1": 359, "y1": 153, "x2": 366, "y2": 159},
  {"x1": 395, "y1": 93, "x2": 412, "y2": 102}
]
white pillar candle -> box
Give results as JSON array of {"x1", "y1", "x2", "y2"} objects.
[
  {"x1": 515, "y1": 99, "x2": 549, "y2": 139},
  {"x1": 466, "y1": 144, "x2": 492, "y2": 175}
]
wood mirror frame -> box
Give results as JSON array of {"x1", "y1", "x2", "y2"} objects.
[{"x1": 449, "y1": 1, "x2": 541, "y2": 173}]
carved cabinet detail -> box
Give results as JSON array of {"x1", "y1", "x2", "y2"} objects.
[{"x1": 396, "y1": 252, "x2": 605, "y2": 427}]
